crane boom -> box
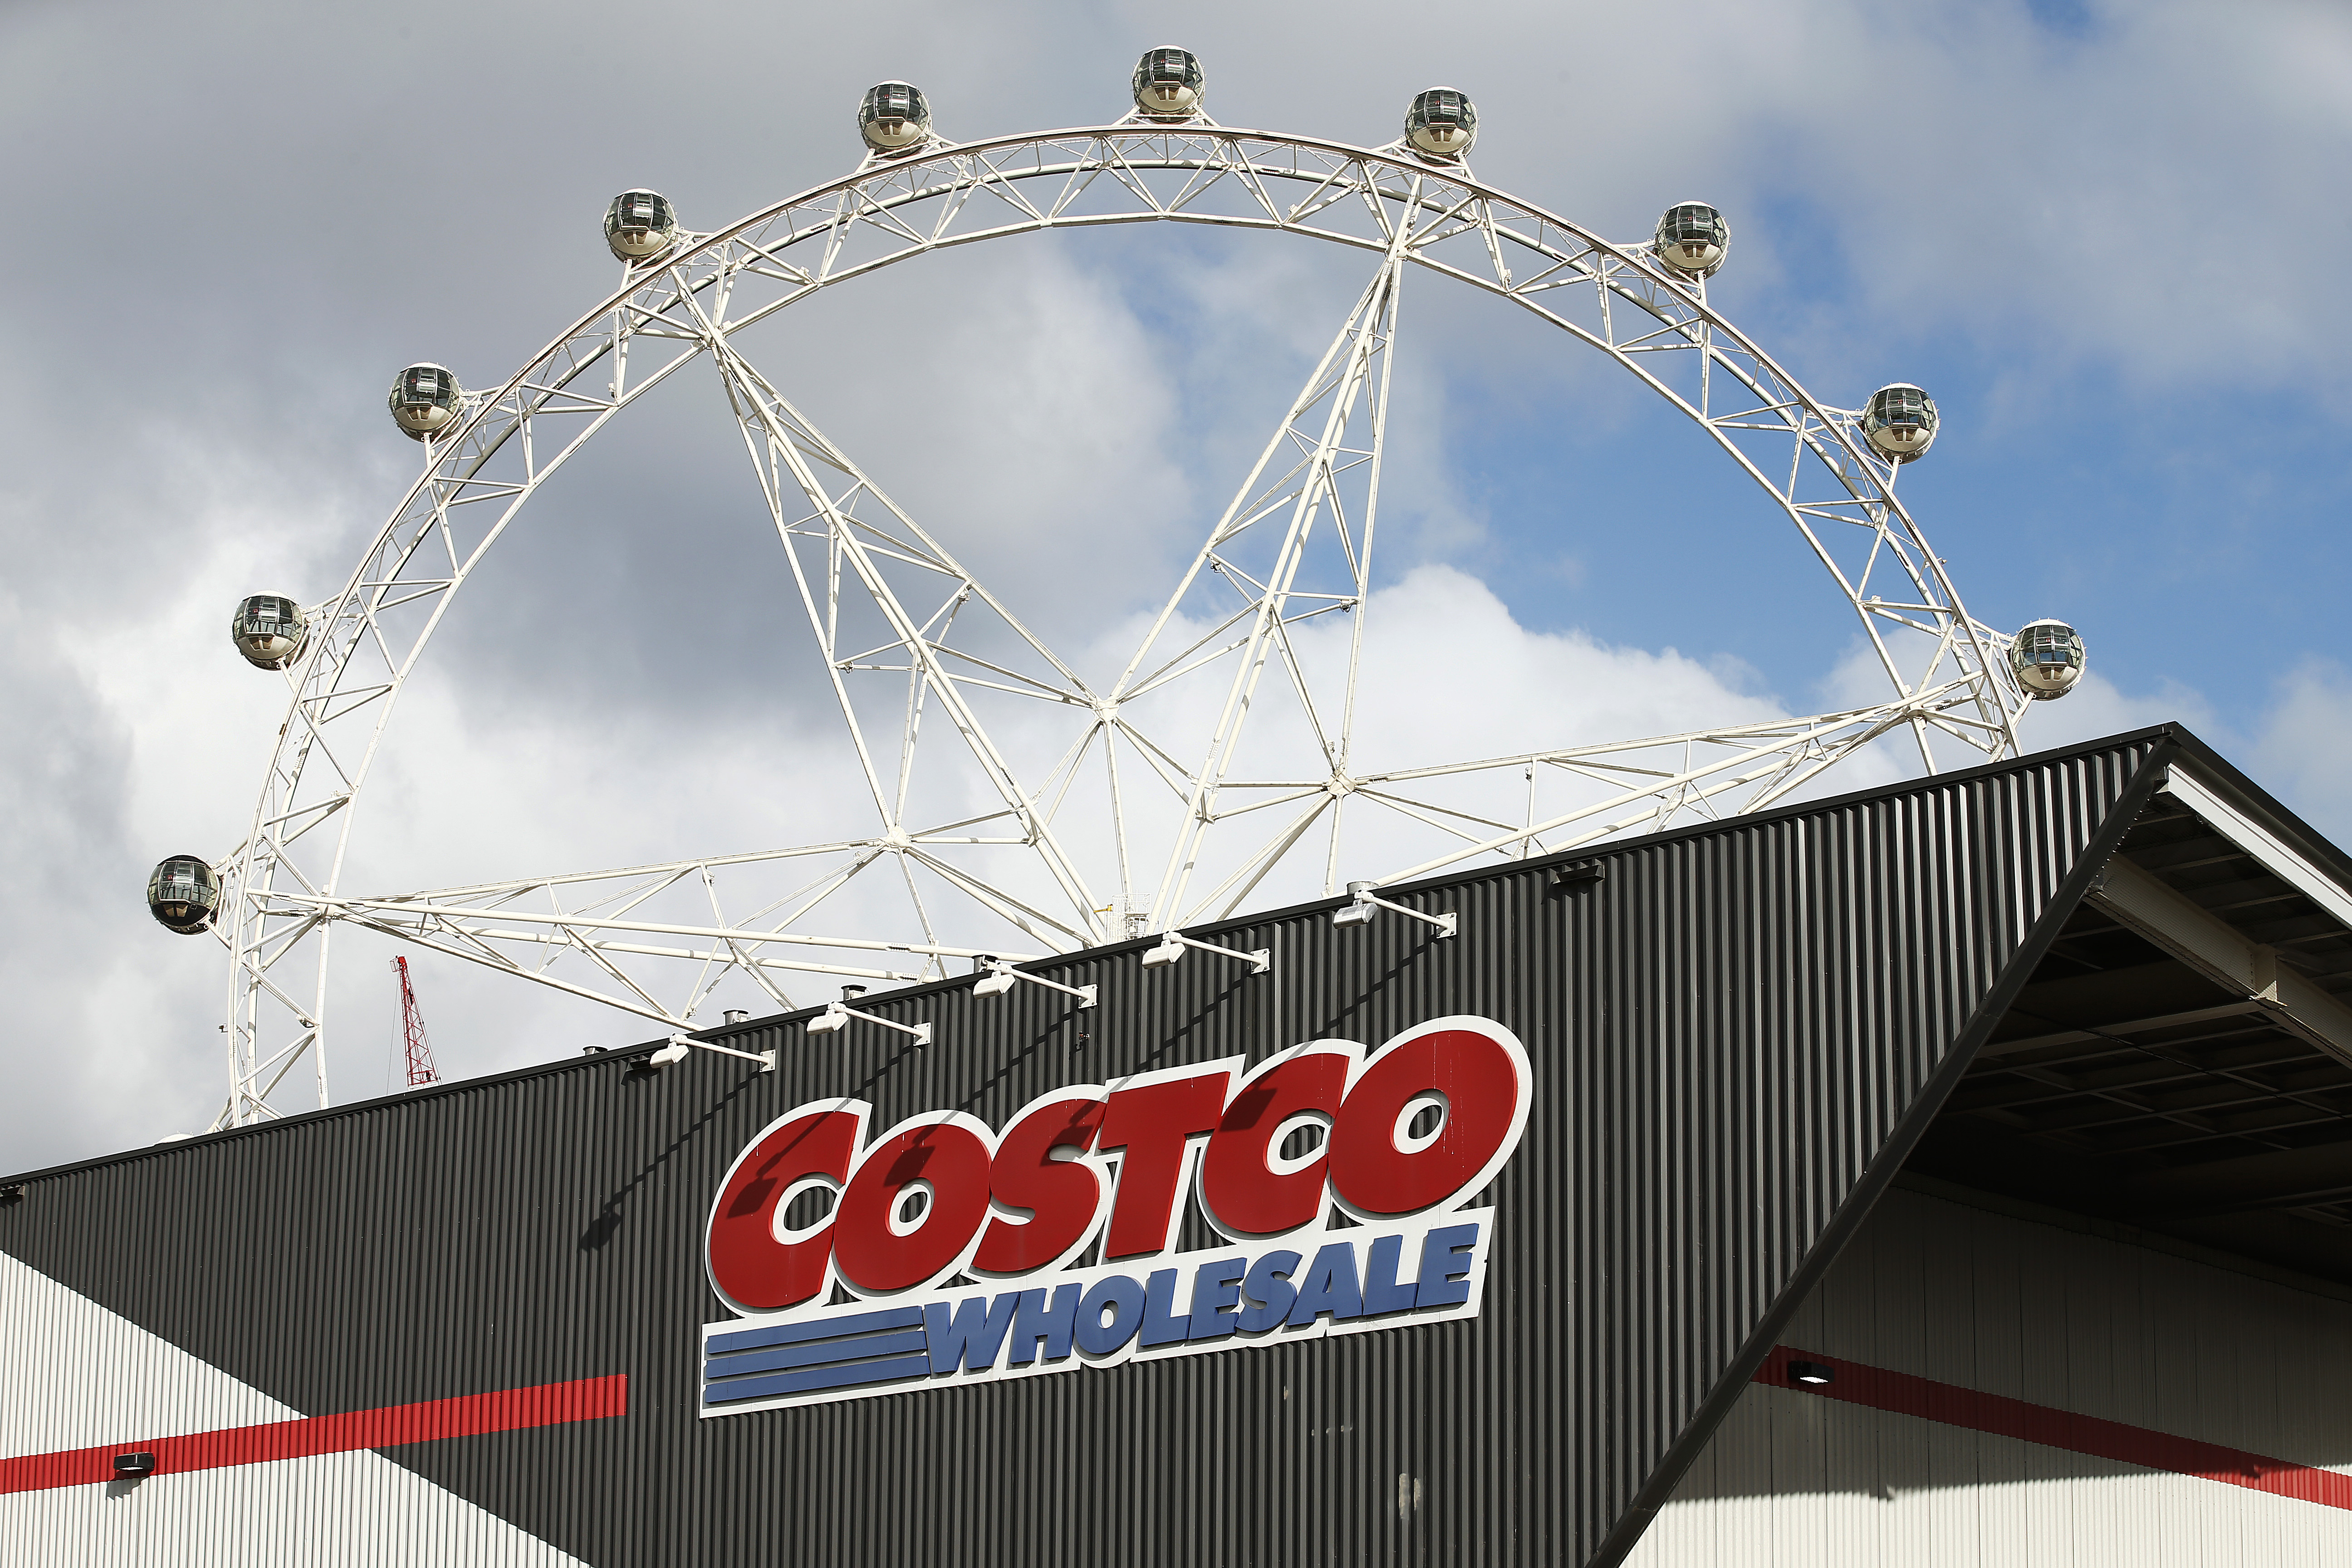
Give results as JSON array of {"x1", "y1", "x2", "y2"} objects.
[{"x1": 391, "y1": 956, "x2": 440, "y2": 1087}]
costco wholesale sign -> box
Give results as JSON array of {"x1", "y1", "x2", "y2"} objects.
[{"x1": 700, "y1": 1017, "x2": 1532, "y2": 1414}]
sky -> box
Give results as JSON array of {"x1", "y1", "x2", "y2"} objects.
[{"x1": 1, "y1": 0, "x2": 2347, "y2": 1172}]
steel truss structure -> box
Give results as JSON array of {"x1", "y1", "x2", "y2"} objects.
[{"x1": 212, "y1": 108, "x2": 2035, "y2": 1127}]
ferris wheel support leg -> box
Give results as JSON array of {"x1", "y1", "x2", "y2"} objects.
[
  {"x1": 310, "y1": 920, "x2": 332, "y2": 1109},
  {"x1": 1326, "y1": 240, "x2": 1401, "y2": 895},
  {"x1": 704, "y1": 341, "x2": 1107, "y2": 941},
  {"x1": 1140, "y1": 239, "x2": 1411, "y2": 928},
  {"x1": 219, "y1": 913, "x2": 249, "y2": 1131}
]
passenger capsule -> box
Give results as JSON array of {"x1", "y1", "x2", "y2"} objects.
[
  {"x1": 1862, "y1": 382, "x2": 1938, "y2": 462},
  {"x1": 1403, "y1": 88, "x2": 1477, "y2": 160},
  {"x1": 230, "y1": 594, "x2": 307, "y2": 671},
  {"x1": 388, "y1": 363, "x2": 462, "y2": 441},
  {"x1": 1655, "y1": 201, "x2": 1730, "y2": 277},
  {"x1": 1132, "y1": 47, "x2": 1204, "y2": 118},
  {"x1": 858, "y1": 82, "x2": 932, "y2": 153},
  {"x1": 148, "y1": 855, "x2": 219, "y2": 935},
  {"x1": 2010, "y1": 618, "x2": 2086, "y2": 700},
  {"x1": 603, "y1": 188, "x2": 678, "y2": 262}
]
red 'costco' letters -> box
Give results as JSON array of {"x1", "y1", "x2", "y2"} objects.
[{"x1": 705, "y1": 1016, "x2": 1531, "y2": 1316}]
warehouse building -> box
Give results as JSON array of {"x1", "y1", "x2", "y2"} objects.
[{"x1": 5, "y1": 725, "x2": 2350, "y2": 1565}]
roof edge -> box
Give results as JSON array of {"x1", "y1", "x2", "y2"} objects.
[{"x1": 2152, "y1": 728, "x2": 2352, "y2": 902}]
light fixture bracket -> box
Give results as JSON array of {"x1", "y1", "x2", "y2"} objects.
[
  {"x1": 1141, "y1": 931, "x2": 1271, "y2": 974},
  {"x1": 973, "y1": 961, "x2": 1096, "y2": 1007},
  {"x1": 804, "y1": 1001, "x2": 933, "y2": 1047},
  {"x1": 1331, "y1": 882, "x2": 1458, "y2": 938},
  {"x1": 647, "y1": 1033, "x2": 775, "y2": 1072}
]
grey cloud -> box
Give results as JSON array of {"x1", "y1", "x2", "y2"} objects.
[{"x1": 2, "y1": 0, "x2": 2341, "y2": 1171}]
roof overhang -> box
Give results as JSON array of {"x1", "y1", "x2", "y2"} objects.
[{"x1": 1909, "y1": 745, "x2": 2352, "y2": 1283}]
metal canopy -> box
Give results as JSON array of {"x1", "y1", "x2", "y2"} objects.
[{"x1": 1910, "y1": 764, "x2": 2352, "y2": 1282}]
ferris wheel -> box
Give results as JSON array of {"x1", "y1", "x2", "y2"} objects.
[{"x1": 147, "y1": 51, "x2": 2088, "y2": 1130}]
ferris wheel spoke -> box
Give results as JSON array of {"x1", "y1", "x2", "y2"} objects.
[
  {"x1": 235, "y1": 949, "x2": 323, "y2": 1025},
  {"x1": 296, "y1": 892, "x2": 1027, "y2": 973},
  {"x1": 1262, "y1": 598, "x2": 1340, "y2": 770},
  {"x1": 249, "y1": 911, "x2": 329, "y2": 975},
  {"x1": 894, "y1": 853, "x2": 946, "y2": 976},
  {"x1": 1350, "y1": 789, "x2": 1523, "y2": 840},
  {"x1": 1028, "y1": 720, "x2": 1107, "y2": 821},
  {"x1": 1362, "y1": 696, "x2": 1968, "y2": 884},
  {"x1": 1196, "y1": 783, "x2": 1336, "y2": 822},
  {"x1": 1120, "y1": 633, "x2": 1256, "y2": 707},
  {"x1": 281, "y1": 828, "x2": 1101, "y2": 1029},
  {"x1": 928, "y1": 651, "x2": 1102, "y2": 706},
  {"x1": 1184, "y1": 795, "x2": 1334, "y2": 927},
  {"x1": 243, "y1": 1039, "x2": 321, "y2": 1106},
  {"x1": 735, "y1": 848, "x2": 890, "y2": 934},
  {"x1": 724, "y1": 370, "x2": 916, "y2": 824},
  {"x1": 553, "y1": 924, "x2": 677, "y2": 1016},
  {"x1": 705, "y1": 341, "x2": 1107, "y2": 933},
  {"x1": 1133, "y1": 237, "x2": 1407, "y2": 924},
  {"x1": 897, "y1": 847, "x2": 1093, "y2": 949}
]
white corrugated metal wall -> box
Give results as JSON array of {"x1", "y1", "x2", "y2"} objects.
[
  {"x1": 1626, "y1": 1181, "x2": 2352, "y2": 1567},
  {"x1": 0, "y1": 1252, "x2": 587, "y2": 1568}
]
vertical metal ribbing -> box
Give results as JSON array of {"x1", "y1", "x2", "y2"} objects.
[{"x1": 0, "y1": 736, "x2": 2166, "y2": 1566}]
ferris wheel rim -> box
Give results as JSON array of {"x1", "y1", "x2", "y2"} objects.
[
  {"x1": 265, "y1": 119, "x2": 2007, "y2": 816},
  {"x1": 216, "y1": 118, "x2": 2027, "y2": 1127}
]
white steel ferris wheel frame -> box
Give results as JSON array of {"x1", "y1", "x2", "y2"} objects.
[{"x1": 212, "y1": 108, "x2": 2035, "y2": 1129}]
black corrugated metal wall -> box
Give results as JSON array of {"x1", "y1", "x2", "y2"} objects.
[{"x1": 0, "y1": 733, "x2": 2175, "y2": 1564}]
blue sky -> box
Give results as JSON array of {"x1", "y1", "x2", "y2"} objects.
[{"x1": 1, "y1": 0, "x2": 2347, "y2": 1167}]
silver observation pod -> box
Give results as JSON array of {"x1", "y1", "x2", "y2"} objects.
[
  {"x1": 604, "y1": 189, "x2": 678, "y2": 262},
  {"x1": 388, "y1": 363, "x2": 463, "y2": 441},
  {"x1": 2010, "y1": 619, "x2": 2086, "y2": 700},
  {"x1": 1403, "y1": 88, "x2": 1477, "y2": 160},
  {"x1": 1655, "y1": 202, "x2": 1730, "y2": 278},
  {"x1": 1862, "y1": 382, "x2": 1937, "y2": 462},
  {"x1": 147, "y1": 855, "x2": 219, "y2": 935},
  {"x1": 1132, "y1": 48, "x2": 1204, "y2": 118},
  {"x1": 230, "y1": 594, "x2": 308, "y2": 671},
  {"x1": 858, "y1": 82, "x2": 931, "y2": 154}
]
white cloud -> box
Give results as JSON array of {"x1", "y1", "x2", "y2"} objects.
[{"x1": 2247, "y1": 660, "x2": 2352, "y2": 846}]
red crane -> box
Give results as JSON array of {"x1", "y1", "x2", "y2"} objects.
[{"x1": 391, "y1": 956, "x2": 441, "y2": 1087}]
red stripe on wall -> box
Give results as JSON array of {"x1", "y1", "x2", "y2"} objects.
[
  {"x1": 0, "y1": 1373, "x2": 626, "y2": 1495},
  {"x1": 1755, "y1": 1347, "x2": 2352, "y2": 1511}
]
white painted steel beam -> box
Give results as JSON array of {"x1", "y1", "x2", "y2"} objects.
[
  {"x1": 2089, "y1": 854, "x2": 2352, "y2": 1069},
  {"x1": 2160, "y1": 768, "x2": 2352, "y2": 933}
]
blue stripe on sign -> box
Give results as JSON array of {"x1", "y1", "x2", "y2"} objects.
[
  {"x1": 705, "y1": 1328, "x2": 930, "y2": 1382},
  {"x1": 706, "y1": 1305, "x2": 924, "y2": 1356},
  {"x1": 702, "y1": 1352, "x2": 934, "y2": 1405}
]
